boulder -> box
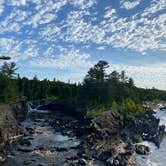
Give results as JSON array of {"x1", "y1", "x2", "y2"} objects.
[
  {"x1": 135, "y1": 144, "x2": 150, "y2": 155},
  {"x1": 91, "y1": 111, "x2": 123, "y2": 136},
  {"x1": 78, "y1": 158, "x2": 88, "y2": 165}
]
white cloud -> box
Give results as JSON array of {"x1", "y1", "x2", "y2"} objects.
[
  {"x1": 25, "y1": 0, "x2": 67, "y2": 28},
  {"x1": 69, "y1": 0, "x2": 96, "y2": 9},
  {"x1": 0, "y1": 38, "x2": 38, "y2": 61},
  {"x1": 39, "y1": 24, "x2": 61, "y2": 41},
  {"x1": 121, "y1": 0, "x2": 141, "y2": 10},
  {"x1": 0, "y1": 0, "x2": 165, "y2": 53},
  {"x1": 30, "y1": 48, "x2": 93, "y2": 70},
  {"x1": 0, "y1": 0, "x2": 4, "y2": 15},
  {"x1": 9, "y1": 0, "x2": 26, "y2": 6},
  {"x1": 141, "y1": 0, "x2": 166, "y2": 17},
  {"x1": 96, "y1": 46, "x2": 106, "y2": 50},
  {"x1": 107, "y1": 63, "x2": 166, "y2": 90}
]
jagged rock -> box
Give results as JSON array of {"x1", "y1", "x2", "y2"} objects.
[
  {"x1": 12, "y1": 97, "x2": 28, "y2": 121},
  {"x1": 154, "y1": 125, "x2": 165, "y2": 148},
  {"x1": 135, "y1": 144, "x2": 150, "y2": 155},
  {"x1": 91, "y1": 111, "x2": 123, "y2": 137}
]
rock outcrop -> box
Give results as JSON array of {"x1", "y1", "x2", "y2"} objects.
[
  {"x1": 133, "y1": 110, "x2": 165, "y2": 147},
  {"x1": 0, "y1": 104, "x2": 22, "y2": 163},
  {"x1": 12, "y1": 97, "x2": 28, "y2": 121}
]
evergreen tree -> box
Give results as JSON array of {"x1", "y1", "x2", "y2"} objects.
[{"x1": 0, "y1": 62, "x2": 18, "y2": 78}]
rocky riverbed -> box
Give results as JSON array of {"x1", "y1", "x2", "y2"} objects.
[
  {"x1": 0, "y1": 100, "x2": 165, "y2": 166},
  {"x1": 2, "y1": 107, "x2": 106, "y2": 166}
]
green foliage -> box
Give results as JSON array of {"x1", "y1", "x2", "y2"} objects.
[
  {"x1": 0, "y1": 56, "x2": 11, "y2": 60},
  {"x1": 111, "y1": 101, "x2": 118, "y2": 112},
  {"x1": 0, "y1": 62, "x2": 19, "y2": 103},
  {"x1": 121, "y1": 98, "x2": 144, "y2": 119},
  {"x1": 86, "y1": 105, "x2": 105, "y2": 118},
  {"x1": 0, "y1": 62, "x2": 18, "y2": 78},
  {"x1": 0, "y1": 60, "x2": 166, "y2": 118}
]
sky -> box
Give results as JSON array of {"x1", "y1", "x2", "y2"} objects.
[{"x1": 0, "y1": 0, "x2": 165, "y2": 90}]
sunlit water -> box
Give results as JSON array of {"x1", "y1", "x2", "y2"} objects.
[{"x1": 136, "y1": 109, "x2": 166, "y2": 166}]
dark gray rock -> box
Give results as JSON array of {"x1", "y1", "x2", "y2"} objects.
[{"x1": 135, "y1": 144, "x2": 150, "y2": 155}]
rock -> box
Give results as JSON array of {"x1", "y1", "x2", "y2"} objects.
[
  {"x1": 135, "y1": 144, "x2": 150, "y2": 155},
  {"x1": 23, "y1": 160, "x2": 32, "y2": 165},
  {"x1": 56, "y1": 147, "x2": 68, "y2": 152},
  {"x1": 0, "y1": 155, "x2": 6, "y2": 162},
  {"x1": 91, "y1": 111, "x2": 123, "y2": 136},
  {"x1": 20, "y1": 139, "x2": 31, "y2": 146},
  {"x1": 17, "y1": 146, "x2": 34, "y2": 152},
  {"x1": 0, "y1": 104, "x2": 22, "y2": 160},
  {"x1": 12, "y1": 97, "x2": 28, "y2": 121},
  {"x1": 106, "y1": 157, "x2": 114, "y2": 165},
  {"x1": 26, "y1": 127, "x2": 35, "y2": 134},
  {"x1": 78, "y1": 158, "x2": 88, "y2": 166},
  {"x1": 154, "y1": 125, "x2": 165, "y2": 148},
  {"x1": 36, "y1": 163, "x2": 46, "y2": 166},
  {"x1": 98, "y1": 151, "x2": 111, "y2": 161}
]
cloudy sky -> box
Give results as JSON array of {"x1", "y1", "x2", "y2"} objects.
[{"x1": 0, "y1": 0, "x2": 165, "y2": 90}]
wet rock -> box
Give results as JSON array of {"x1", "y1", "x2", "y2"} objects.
[
  {"x1": 0, "y1": 155, "x2": 6, "y2": 162},
  {"x1": 98, "y1": 151, "x2": 111, "y2": 161},
  {"x1": 78, "y1": 158, "x2": 88, "y2": 165},
  {"x1": 17, "y1": 146, "x2": 34, "y2": 152},
  {"x1": 154, "y1": 125, "x2": 165, "y2": 148},
  {"x1": 56, "y1": 147, "x2": 68, "y2": 152},
  {"x1": 20, "y1": 139, "x2": 31, "y2": 146},
  {"x1": 23, "y1": 160, "x2": 33, "y2": 165},
  {"x1": 26, "y1": 127, "x2": 35, "y2": 134},
  {"x1": 36, "y1": 163, "x2": 46, "y2": 166},
  {"x1": 135, "y1": 144, "x2": 150, "y2": 155},
  {"x1": 133, "y1": 110, "x2": 165, "y2": 147}
]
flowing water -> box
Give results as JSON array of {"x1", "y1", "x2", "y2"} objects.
[
  {"x1": 136, "y1": 109, "x2": 166, "y2": 166},
  {"x1": 4, "y1": 109, "x2": 80, "y2": 166}
]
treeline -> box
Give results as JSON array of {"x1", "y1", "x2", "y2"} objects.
[{"x1": 0, "y1": 60, "x2": 166, "y2": 117}]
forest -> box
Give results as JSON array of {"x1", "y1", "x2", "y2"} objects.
[{"x1": 0, "y1": 60, "x2": 166, "y2": 118}]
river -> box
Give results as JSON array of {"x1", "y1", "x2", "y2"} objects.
[
  {"x1": 136, "y1": 109, "x2": 166, "y2": 166},
  {"x1": 4, "y1": 105, "x2": 166, "y2": 166},
  {"x1": 4, "y1": 109, "x2": 81, "y2": 166}
]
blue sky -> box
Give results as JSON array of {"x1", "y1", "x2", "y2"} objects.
[{"x1": 0, "y1": 0, "x2": 166, "y2": 90}]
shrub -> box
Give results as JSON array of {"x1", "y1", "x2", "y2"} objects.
[
  {"x1": 86, "y1": 105, "x2": 105, "y2": 118},
  {"x1": 121, "y1": 98, "x2": 144, "y2": 119}
]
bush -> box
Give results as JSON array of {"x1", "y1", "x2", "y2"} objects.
[
  {"x1": 111, "y1": 101, "x2": 118, "y2": 112},
  {"x1": 86, "y1": 105, "x2": 105, "y2": 118},
  {"x1": 121, "y1": 98, "x2": 144, "y2": 119}
]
